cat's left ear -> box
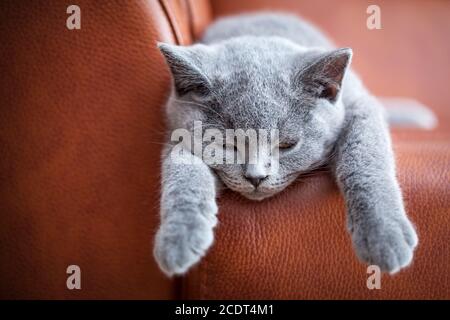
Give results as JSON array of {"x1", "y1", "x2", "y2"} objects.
[
  {"x1": 157, "y1": 42, "x2": 211, "y2": 97},
  {"x1": 297, "y1": 48, "x2": 352, "y2": 102}
]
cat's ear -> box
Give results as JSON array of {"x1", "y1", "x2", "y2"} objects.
[
  {"x1": 297, "y1": 48, "x2": 352, "y2": 102},
  {"x1": 157, "y1": 42, "x2": 211, "y2": 96}
]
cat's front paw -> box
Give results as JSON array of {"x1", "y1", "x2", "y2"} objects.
[
  {"x1": 350, "y1": 214, "x2": 418, "y2": 274},
  {"x1": 153, "y1": 202, "x2": 218, "y2": 277}
]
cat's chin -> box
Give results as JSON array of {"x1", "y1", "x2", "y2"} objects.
[{"x1": 240, "y1": 191, "x2": 275, "y2": 201}]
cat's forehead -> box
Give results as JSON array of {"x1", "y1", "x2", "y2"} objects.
[
  {"x1": 212, "y1": 37, "x2": 300, "y2": 73},
  {"x1": 207, "y1": 37, "x2": 311, "y2": 97},
  {"x1": 198, "y1": 38, "x2": 313, "y2": 130},
  {"x1": 215, "y1": 36, "x2": 305, "y2": 56},
  {"x1": 213, "y1": 85, "x2": 299, "y2": 133}
]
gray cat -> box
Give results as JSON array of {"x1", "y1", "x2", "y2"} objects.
[{"x1": 154, "y1": 13, "x2": 418, "y2": 277}]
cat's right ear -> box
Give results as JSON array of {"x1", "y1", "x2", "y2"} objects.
[
  {"x1": 157, "y1": 42, "x2": 211, "y2": 96},
  {"x1": 295, "y1": 48, "x2": 352, "y2": 102}
]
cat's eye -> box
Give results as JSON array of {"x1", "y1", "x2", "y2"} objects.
[{"x1": 278, "y1": 142, "x2": 296, "y2": 150}]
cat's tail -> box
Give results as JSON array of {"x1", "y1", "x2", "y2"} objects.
[{"x1": 380, "y1": 97, "x2": 438, "y2": 130}]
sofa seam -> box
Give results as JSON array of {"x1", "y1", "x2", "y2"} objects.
[{"x1": 158, "y1": 0, "x2": 183, "y2": 45}]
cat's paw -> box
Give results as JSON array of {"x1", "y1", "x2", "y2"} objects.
[
  {"x1": 350, "y1": 214, "x2": 418, "y2": 274},
  {"x1": 153, "y1": 202, "x2": 218, "y2": 277}
]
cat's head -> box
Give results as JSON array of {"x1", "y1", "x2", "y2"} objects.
[{"x1": 158, "y1": 37, "x2": 352, "y2": 200}]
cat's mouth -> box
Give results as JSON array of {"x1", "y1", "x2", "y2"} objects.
[{"x1": 216, "y1": 170, "x2": 293, "y2": 201}]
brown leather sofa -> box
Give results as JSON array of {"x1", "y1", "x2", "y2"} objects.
[{"x1": 1, "y1": 0, "x2": 449, "y2": 299}]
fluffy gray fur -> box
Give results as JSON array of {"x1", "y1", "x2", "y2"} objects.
[{"x1": 154, "y1": 13, "x2": 418, "y2": 276}]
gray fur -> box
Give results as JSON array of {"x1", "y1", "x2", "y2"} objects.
[
  {"x1": 154, "y1": 13, "x2": 418, "y2": 276},
  {"x1": 381, "y1": 97, "x2": 437, "y2": 129}
]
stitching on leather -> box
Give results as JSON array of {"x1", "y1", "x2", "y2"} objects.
[
  {"x1": 170, "y1": 1, "x2": 186, "y2": 44},
  {"x1": 158, "y1": 0, "x2": 182, "y2": 44},
  {"x1": 184, "y1": 0, "x2": 196, "y2": 41}
]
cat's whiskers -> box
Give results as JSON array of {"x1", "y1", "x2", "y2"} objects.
[{"x1": 171, "y1": 98, "x2": 226, "y2": 122}]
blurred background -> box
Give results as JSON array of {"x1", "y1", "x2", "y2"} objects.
[{"x1": 212, "y1": 0, "x2": 450, "y2": 137}]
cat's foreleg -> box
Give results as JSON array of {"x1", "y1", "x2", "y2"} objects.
[
  {"x1": 334, "y1": 94, "x2": 418, "y2": 274},
  {"x1": 154, "y1": 146, "x2": 219, "y2": 276}
]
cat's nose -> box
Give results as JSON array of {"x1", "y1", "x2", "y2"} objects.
[
  {"x1": 246, "y1": 175, "x2": 268, "y2": 187},
  {"x1": 245, "y1": 163, "x2": 269, "y2": 187}
]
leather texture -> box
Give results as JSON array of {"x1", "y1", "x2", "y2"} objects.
[
  {"x1": 0, "y1": 0, "x2": 449, "y2": 299},
  {"x1": 0, "y1": 0, "x2": 177, "y2": 299}
]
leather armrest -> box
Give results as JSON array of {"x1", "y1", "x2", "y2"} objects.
[{"x1": 0, "y1": 0, "x2": 176, "y2": 299}]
